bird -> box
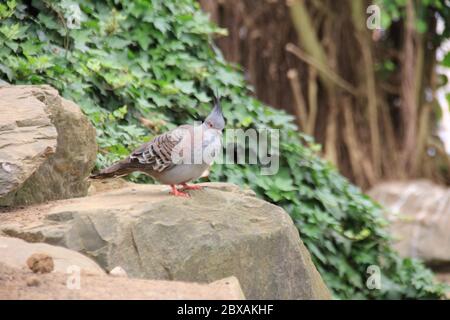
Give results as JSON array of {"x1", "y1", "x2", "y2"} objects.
[{"x1": 90, "y1": 94, "x2": 225, "y2": 197}]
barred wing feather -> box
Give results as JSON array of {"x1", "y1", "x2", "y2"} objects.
[{"x1": 130, "y1": 125, "x2": 191, "y2": 173}]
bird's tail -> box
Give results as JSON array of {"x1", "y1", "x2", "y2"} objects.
[{"x1": 89, "y1": 159, "x2": 134, "y2": 179}]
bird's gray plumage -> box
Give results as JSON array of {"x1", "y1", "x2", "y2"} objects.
[
  {"x1": 204, "y1": 95, "x2": 225, "y2": 131},
  {"x1": 90, "y1": 95, "x2": 225, "y2": 187},
  {"x1": 129, "y1": 125, "x2": 190, "y2": 173}
]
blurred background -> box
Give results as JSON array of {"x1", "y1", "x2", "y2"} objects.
[
  {"x1": 201, "y1": 0, "x2": 450, "y2": 189},
  {"x1": 199, "y1": 0, "x2": 450, "y2": 294}
]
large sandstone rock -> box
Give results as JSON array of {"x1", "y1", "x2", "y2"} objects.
[
  {"x1": 0, "y1": 85, "x2": 96, "y2": 206},
  {"x1": 369, "y1": 180, "x2": 450, "y2": 265},
  {"x1": 0, "y1": 262, "x2": 245, "y2": 300},
  {"x1": 0, "y1": 182, "x2": 331, "y2": 299},
  {"x1": 0, "y1": 236, "x2": 104, "y2": 275}
]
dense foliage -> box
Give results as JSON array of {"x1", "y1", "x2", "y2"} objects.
[{"x1": 0, "y1": 0, "x2": 445, "y2": 299}]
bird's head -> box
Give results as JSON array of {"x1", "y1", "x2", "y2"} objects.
[{"x1": 204, "y1": 94, "x2": 225, "y2": 132}]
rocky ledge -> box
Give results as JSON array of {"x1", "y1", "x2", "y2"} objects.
[{"x1": 0, "y1": 181, "x2": 331, "y2": 300}]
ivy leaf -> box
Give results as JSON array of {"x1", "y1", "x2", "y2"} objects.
[
  {"x1": 112, "y1": 105, "x2": 127, "y2": 119},
  {"x1": 134, "y1": 27, "x2": 152, "y2": 50},
  {"x1": 153, "y1": 17, "x2": 169, "y2": 34},
  {"x1": 37, "y1": 13, "x2": 60, "y2": 30},
  {"x1": 106, "y1": 36, "x2": 132, "y2": 49},
  {"x1": 174, "y1": 79, "x2": 195, "y2": 94},
  {"x1": 194, "y1": 91, "x2": 210, "y2": 103},
  {"x1": 274, "y1": 176, "x2": 296, "y2": 192},
  {"x1": 71, "y1": 29, "x2": 92, "y2": 52},
  {"x1": 0, "y1": 63, "x2": 13, "y2": 81},
  {"x1": 0, "y1": 23, "x2": 26, "y2": 39}
]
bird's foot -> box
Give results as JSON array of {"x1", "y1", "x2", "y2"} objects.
[
  {"x1": 180, "y1": 183, "x2": 203, "y2": 191},
  {"x1": 170, "y1": 185, "x2": 190, "y2": 197}
]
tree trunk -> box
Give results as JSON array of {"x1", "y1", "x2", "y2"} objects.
[{"x1": 200, "y1": 0, "x2": 450, "y2": 189}]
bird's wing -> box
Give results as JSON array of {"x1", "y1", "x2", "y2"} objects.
[{"x1": 130, "y1": 125, "x2": 193, "y2": 173}]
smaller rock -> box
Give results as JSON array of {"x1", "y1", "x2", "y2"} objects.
[
  {"x1": 109, "y1": 266, "x2": 127, "y2": 278},
  {"x1": 0, "y1": 262, "x2": 246, "y2": 300},
  {"x1": 368, "y1": 180, "x2": 450, "y2": 265},
  {"x1": 26, "y1": 276, "x2": 40, "y2": 287},
  {"x1": 26, "y1": 253, "x2": 54, "y2": 274},
  {"x1": 0, "y1": 236, "x2": 105, "y2": 275}
]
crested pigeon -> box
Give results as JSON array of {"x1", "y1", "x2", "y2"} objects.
[{"x1": 90, "y1": 95, "x2": 225, "y2": 197}]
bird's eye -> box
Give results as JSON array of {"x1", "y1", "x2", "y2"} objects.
[{"x1": 208, "y1": 122, "x2": 213, "y2": 128}]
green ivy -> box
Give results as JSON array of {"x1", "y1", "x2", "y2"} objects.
[
  {"x1": 0, "y1": 0, "x2": 445, "y2": 299},
  {"x1": 378, "y1": 0, "x2": 450, "y2": 39}
]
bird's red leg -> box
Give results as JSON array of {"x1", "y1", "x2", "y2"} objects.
[
  {"x1": 170, "y1": 184, "x2": 189, "y2": 197},
  {"x1": 180, "y1": 183, "x2": 203, "y2": 191}
]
